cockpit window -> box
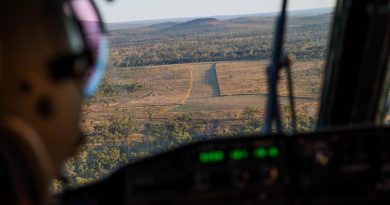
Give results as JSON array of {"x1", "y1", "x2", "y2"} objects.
[{"x1": 54, "y1": 0, "x2": 336, "y2": 191}]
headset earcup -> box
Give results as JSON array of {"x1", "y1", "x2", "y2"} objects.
[{"x1": 0, "y1": 116, "x2": 55, "y2": 205}]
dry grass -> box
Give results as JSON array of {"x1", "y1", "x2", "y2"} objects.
[
  {"x1": 107, "y1": 63, "x2": 192, "y2": 105},
  {"x1": 216, "y1": 61, "x2": 267, "y2": 95},
  {"x1": 215, "y1": 60, "x2": 324, "y2": 98}
]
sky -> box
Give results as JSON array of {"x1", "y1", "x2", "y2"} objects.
[{"x1": 95, "y1": 0, "x2": 336, "y2": 23}]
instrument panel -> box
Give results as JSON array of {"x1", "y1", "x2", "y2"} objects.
[{"x1": 58, "y1": 126, "x2": 390, "y2": 205}]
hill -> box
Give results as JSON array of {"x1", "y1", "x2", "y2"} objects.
[
  {"x1": 161, "y1": 18, "x2": 231, "y2": 34},
  {"x1": 146, "y1": 22, "x2": 180, "y2": 30},
  {"x1": 174, "y1": 18, "x2": 221, "y2": 27}
]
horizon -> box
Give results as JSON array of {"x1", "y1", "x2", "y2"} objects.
[
  {"x1": 102, "y1": 7, "x2": 334, "y2": 24},
  {"x1": 95, "y1": 0, "x2": 336, "y2": 23}
]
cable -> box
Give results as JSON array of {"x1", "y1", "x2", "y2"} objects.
[{"x1": 284, "y1": 55, "x2": 297, "y2": 133}]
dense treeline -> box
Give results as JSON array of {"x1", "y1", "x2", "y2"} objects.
[{"x1": 108, "y1": 15, "x2": 331, "y2": 67}]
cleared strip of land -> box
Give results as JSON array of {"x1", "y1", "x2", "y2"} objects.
[{"x1": 82, "y1": 60, "x2": 322, "y2": 130}]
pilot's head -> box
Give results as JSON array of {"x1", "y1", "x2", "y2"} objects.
[{"x1": 0, "y1": 0, "x2": 107, "y2": 203}]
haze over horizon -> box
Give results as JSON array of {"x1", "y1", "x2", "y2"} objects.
[{"x1": 95, "y1": 0, "x2": 336, "y2": 23}]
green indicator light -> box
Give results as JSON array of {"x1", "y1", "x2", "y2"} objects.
[
  {"x1": 254, "y1": 148, "x2": 267, "y2": 159},
  {"x1": 230, "y1": 150, "x2": 248, "y2": 160},
  {"x1": 199, "y1": 153, "x2": 208, "y2": 162},
  {"x1": 199, "y1": 151, "x2": 224, "y2": 163},
  {"x1": 268, "y1": 146, "x2": 279, "y2": 158}
]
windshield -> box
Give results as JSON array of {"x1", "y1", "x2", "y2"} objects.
[{"x1": 54, "y1": 0, "x2": 336, "y2": 191}]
